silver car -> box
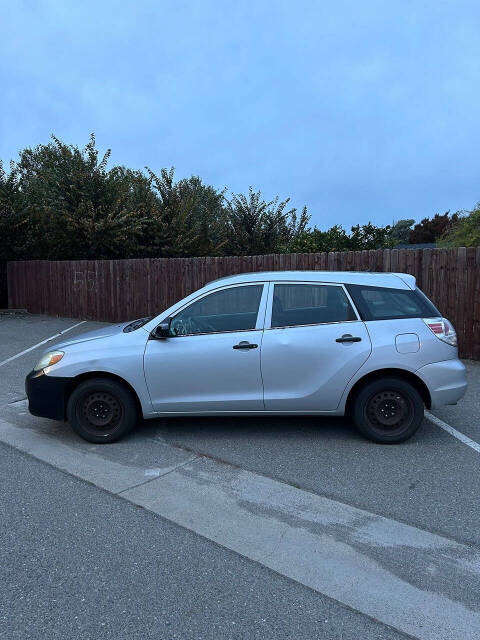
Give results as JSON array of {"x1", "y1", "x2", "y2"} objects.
[{"x1": 26, "y1": 271, "x2": 467, "y2": 444}]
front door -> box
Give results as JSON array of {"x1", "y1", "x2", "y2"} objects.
[
  {"x1": 144, "y1": 283, "x2": 267, "y2": 413},
  {"x1": 262, "y1": 282, "x2": 372, "y2": 411}
]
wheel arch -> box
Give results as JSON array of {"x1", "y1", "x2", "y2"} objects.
[
  {"x1": 64, "y1": 371, "x2": 143, "y2": 419},
  {"x1": 345, "y1": 368, "x2": 431, "y2": 415}
]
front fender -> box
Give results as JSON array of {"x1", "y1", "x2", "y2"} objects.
[{"x1": 40, "y1": 330, "x2": 154, "y2": 418}]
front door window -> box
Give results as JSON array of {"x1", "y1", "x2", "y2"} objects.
[{"x1": 170, "y1": 284, "x2": 264, "y2": 336}]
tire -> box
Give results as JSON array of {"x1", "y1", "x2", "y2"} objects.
[
  {"x1": 67, "y1": 377, "x2": 138, "y2": 444},
  {"x1": 352, "y1": 377, "x2": 424, "y2": 444}
]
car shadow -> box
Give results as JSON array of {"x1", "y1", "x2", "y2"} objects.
[{"x1": 136, "y1": 413, "x2": 363, "y2": 445}]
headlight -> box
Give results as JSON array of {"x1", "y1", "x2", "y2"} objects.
[{"x1": 34, "y1": 351, "x2": 65, "y2": 371}]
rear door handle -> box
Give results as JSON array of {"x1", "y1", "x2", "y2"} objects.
[
  {"x1": 336, "y1": 335, "x2": 362, "y2": 343},
  {"x1": 233, "y1": 341, "x2": 258, "y2": 350}
]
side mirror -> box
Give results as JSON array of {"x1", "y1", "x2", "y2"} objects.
[{"x1": 151, "y1": 317, "x2": 172, "y2": 339}]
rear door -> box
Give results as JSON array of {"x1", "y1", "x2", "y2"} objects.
[{"x1": 261, "y1": 282, "x2": 372, "y2": 411}]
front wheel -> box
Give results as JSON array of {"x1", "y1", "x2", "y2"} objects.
[
  {"x1": 352, "y1": 377, "x2": 424, "y2": 444},
  {"x1": 67, "y1": 378, "x2": 138, "y2": 443}
]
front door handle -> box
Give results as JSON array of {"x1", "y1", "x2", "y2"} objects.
[
  {"x1": 336, "y1": 335, "x2": 362, "y2": 343},
  {"x1": 233, "y1": 341, "x2": 258, "y2": 350}
]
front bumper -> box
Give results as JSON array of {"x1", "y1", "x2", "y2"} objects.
[
  {"x1": 416, "y1": 359, "x2": 467, "y2": 409},
  {"x1": 25, "y1": 370, "x2": 70, "y2": 420}
]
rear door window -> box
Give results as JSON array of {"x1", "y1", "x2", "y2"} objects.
[
  {"x1": 346, "y1": 284, "x2": 440, "y2": 321},
  {"x1": 271, "y1": 284, "x2": 357, "y2": 328}
]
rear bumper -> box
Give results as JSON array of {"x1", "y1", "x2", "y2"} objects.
[
  {"x1": 416, "y1": 359, "x2": 467, "y2": 409},
  {"x1": 25, "y1": 370, "x2": 70, "y2": 420}
]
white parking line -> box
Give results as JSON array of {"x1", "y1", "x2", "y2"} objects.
[
  {"x1": 425, "y1": 411, "x2": 480, "y2": 454},
  {"x1": 0, "y1": 321, "x2": 87, "y2": 368}
]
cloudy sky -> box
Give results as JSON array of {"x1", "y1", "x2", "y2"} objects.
[{"x1": 1, "y1": 1, "x2": 479, "y2": 229}]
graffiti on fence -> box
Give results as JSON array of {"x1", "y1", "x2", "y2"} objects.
[{"x1": 73, "y1": 270, "x2": 99, "y2": 292}]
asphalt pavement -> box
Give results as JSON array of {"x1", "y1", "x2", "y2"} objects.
[
  {"x1": 1, "y1": 313, "x2": 480, "y2": 639},
  {"x1": 2, "y1": 443, "x2": 410, "y2": 640}
]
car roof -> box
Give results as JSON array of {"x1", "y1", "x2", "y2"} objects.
[{"x1": 205, "y1": 270, "x2": 416, "y2": 290}]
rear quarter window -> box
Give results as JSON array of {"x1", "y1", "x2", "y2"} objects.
[{"x1": 346, "y1": 284, "x2": 440, "y2": 321}]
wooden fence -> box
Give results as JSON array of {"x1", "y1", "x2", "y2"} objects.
[{"x1": 7, "y1": 248, "x2": 480, "y2": 359}]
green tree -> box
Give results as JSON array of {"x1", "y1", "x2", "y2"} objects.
[
  {"x1": 389, "y1": 219, "x2": 415, "y2": 245},
  {"x1": 8, "y1": 134, "x2": 161, "y2": 259},
  {"x1": 176, "y1": 176, "x2": 227, "y2": 255},
  {"x1": 0, "y1": 160, "x2": 25, "y2": 261},
  {"x1": 223, "y1": 188, "x2": 310, "y2": 255},
  {"x1": 438, "y1": 205, "x2": 480, "y2": 247},
  {"x1": 146, "y1": 168, "x2": 227, "y2": 256},
  {"x1": 293, "y1": 222, "x2": 394, "y2": 253},
  {"x1": 349, "y1": 222, "x2": 394, "y2": 250},
  {"x1": 2, "y1": 132, "x2": 425, "y2": 264},
  {"x1": 291, "y1": 225, "x2": 350, "y2": 253}
]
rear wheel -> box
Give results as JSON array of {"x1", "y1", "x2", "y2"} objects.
[
  {"x1": 67, "y1": 378, "x2": 138, "y2": 443},
  {"x1": 352, "y1": 377, "x2": 424, "y2": 444}
]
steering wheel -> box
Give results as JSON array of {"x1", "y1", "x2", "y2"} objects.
[{"x1": 171, "y1": 316, "x2": 216, "y2": 335}]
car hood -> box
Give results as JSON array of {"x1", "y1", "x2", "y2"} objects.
[{"x1": 53, "y1": 322, "x2": 129, "y2": 349}]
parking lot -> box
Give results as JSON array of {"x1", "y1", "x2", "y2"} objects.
[{"x1": 2, "y1": 313, "x2": 480, "y2": 640}]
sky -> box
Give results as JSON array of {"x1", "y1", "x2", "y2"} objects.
[{"x1": 1, "y1": 0, "x2": 479, "y2": 230}]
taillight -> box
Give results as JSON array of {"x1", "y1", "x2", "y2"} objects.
[{"x1": 423, "y1": 317, "x2": 457, "y2": 347}]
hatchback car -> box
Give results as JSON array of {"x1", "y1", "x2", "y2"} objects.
[{"x1": 26, "y1": 271, "x2": 467, "y2": 444}]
